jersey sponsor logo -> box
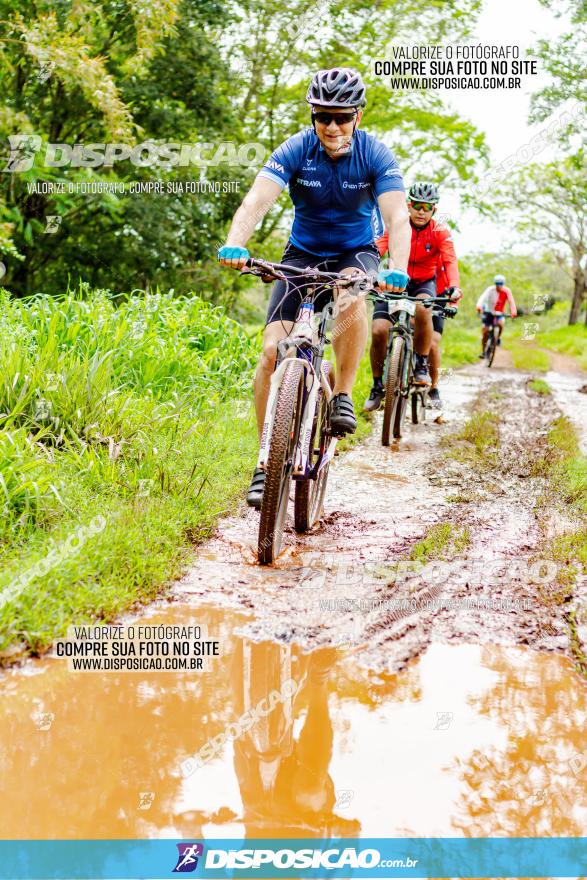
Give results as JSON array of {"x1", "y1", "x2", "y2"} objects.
[
  {"x1": 384, "y1": 167, "x2": 402, "y2": 177},
  {"x1": 342, "y1": 180, "x2": 370, "y2": 189},
  {"x1": 266, "y1": 158, "x2": 285, "y2": 173},
  {"x1": 297, "y1": 177, "x2": 321, "y2": 187}
]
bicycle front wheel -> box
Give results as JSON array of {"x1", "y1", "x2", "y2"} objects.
[
  {"x1": 258, "y1": 360, "x2": 305, "y2": 564},
  {"x1": 294, "y1": 387, "x2": 330, "y2": 533},
  {"x1": 486, "y1": 328, "x2": 497, "y2": 367},
  {"x1": 382, "y1": 335, "x2": 406, "y2": 445}
]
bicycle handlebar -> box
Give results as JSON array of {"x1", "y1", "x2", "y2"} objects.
[
  {"x1": 482, "y1": 310, "x2": 514, "y2": 317},
  {"x1": 243, "y1": 257, "x2": 365, "y2": 286},
  {"x1": 242, "y1": 258, "x2": 457, "y2": 310}
]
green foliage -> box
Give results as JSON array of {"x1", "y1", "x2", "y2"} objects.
[
  {"x1": 0, "y1": 287, "x2": 260, "y2": 657},
  {"x1": 0, "y1": 427, "x2": 63, "y2": 540},
  {"x1": 508, "y1": 343, "x2": 550, "y2": 373},
  {"x1": 530, "y1": 0, "x2": 586, "y2": 140},
  {"x1": 488, "y1": 154, "x2": 587, "y2": 324},
  {"x1": 409, "y1": 523, "x2": 470, "y2": 563},
  {"x1": 0, "y1": 0, "x2": 244, "y2": 296},
  {"x1": 528, "y1": 378, "x2": 552, "y2": 395},
  {"x1": 445, "y1": 408, "x2": 501, "y2": 468},
  {"x1": 539, "y1": 324, "x2": 587, "y2": 370},
  {"x1": 0, "y1": 0, "x2": 487, "y2": 300}
]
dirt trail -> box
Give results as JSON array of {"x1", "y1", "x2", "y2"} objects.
[
  {"x1": 176, "y1": 350, "x2": 585, "y2": 673},
  {"x1": 1, "y1": 350, "x2": 586, "y2": 843}
]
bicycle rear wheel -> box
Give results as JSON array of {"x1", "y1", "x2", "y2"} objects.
[
  {"x1": 258, "y1": 360, "x2": 305, "y2": 564},
  {"x1": 382, "y1": 335, "x2": 405, "y2": 446},
  {"x1": 294, "y1": 387, "x2": 330, "y2": 532}
]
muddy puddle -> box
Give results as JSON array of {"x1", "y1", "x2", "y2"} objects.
[
  {"x1": 169, "y1": 364, "x2": 582, "y2": 670},
  {"x1": 1, "y1": 361, "x2": 586, "y2": 852},
  {"x1": 0, "y1": 604, "x2": 586, "y2": 840}
]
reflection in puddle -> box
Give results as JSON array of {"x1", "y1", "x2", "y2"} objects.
[{"x1": 0, "y1": 605, "x2": 585, "y2": 840}]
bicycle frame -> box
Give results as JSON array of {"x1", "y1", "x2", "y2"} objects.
[
  {"x1": 386, "y1": 310, "x2": 414, "y2": 395},
  {"x1": 257, "y1": 298, "x2": 337, "y2": 479}
]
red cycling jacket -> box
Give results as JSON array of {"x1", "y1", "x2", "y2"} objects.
[
  {"x1": 376, "y1": 219, "x2": 460, "y2": 288},
  {"x1": 436, "y1": 256, "x2": 448, "y2": 295}
]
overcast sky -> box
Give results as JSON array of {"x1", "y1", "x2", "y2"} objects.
[{"x1": 439, "y1": 0, "x2": 570, "y2": 255}]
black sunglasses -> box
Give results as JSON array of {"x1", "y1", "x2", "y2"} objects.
[{"x1": 312, "y1": 111, "x2": 357, "y2": 126}]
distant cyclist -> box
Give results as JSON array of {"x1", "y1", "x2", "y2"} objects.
[
  {"x1": 476, "y1": 274, "x2": 517, "y2": 357},
  {"x1": 365, "y1": 182, "x2": 461, "y2": 412},
  {"x1": 217, "y1": 67, "x2": 411, "y2": 508}
]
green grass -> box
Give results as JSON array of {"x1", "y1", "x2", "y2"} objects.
[
  {"x1": 528, "y1": 378, "x2": 552, "y2": 395},
  {"x1": 409, "y1": 523, "x2": 470, "y2": 563},
  {"x1": 508, "y1": 342, "x2": 550, "y2": 372},
  {"x1": 0, "y1": 287, "x2": 260, "y2": 659},
  {"x1": 449, "y1": 408, "x2": 501, "y2": 461},
  {"x1": 506, "y1": 305, "x2": 587, "y2": 372},
  {"x1": 441, "y1": 326, "x2": 480, "y2": 369},
  {"x1": 533, "y1": 416, "x2": 587, "y2": 675},
  {"x1": 539, "y1": 325, "x2": 587, "y2": 371}
]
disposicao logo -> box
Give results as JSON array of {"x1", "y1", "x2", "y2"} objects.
[{"x1": 173, "y1": 843, "x2": 204, "y2": 873}]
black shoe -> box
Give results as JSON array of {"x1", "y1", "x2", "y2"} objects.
[
  {"x1": 363, "y1": 383, "x2": 384, "y2": 413},
  {"x1": 413, "y1": 355, "x2": 431, "y2": 386},
  {"x1": 427, "y1": 387, "x2": 443, "y2": 410},
  {"x1": 246, "y1": 467, "x2": 265, "y2": 508},
  {"x1": 478, "y1": 352, "x2": 486, "y2": 359},
  {"x1": 329, "y1": 393, "x2": 357, "y2": 436},
  {"x1": 497, "y1": 337, "x2": 502, "y2": 346}
]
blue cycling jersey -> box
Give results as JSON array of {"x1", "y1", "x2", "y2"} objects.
[{"x1": 257, "y1": 127, "x2": 404, "y2": 257}]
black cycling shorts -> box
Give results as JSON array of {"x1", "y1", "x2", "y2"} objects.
[
  {"x1": 372, "y1": 277, "x2": 436, "y2": 322},
  {"x1": 482, "y1": 311, "x2": 504, "y2": 327},
  {"x1": 265, "y1": 242, "x2": 380, "y2": 326},
  {"x1": 432, "y1": 308, "x2": 445, "y2": 335}
]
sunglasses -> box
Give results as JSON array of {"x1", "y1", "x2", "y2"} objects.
[
  {"x1": 410, "y1": 202, "x2": 435, "y2": 212},
  {"x1": 312, "y1": 111, "x2": 357, "y2": 126}
]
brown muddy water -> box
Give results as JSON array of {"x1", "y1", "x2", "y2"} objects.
[
  {"x1": 0, "y1": 604, "x2": 586, "y2": 839},
  {"x1": 1, "y1": 359, "x2": 586, "y2": 843}
]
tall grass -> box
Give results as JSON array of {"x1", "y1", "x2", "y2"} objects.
[{"x1": 0, "y1": 287, "x2": 260, "y2": 659}]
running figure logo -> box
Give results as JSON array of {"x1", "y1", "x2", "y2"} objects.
[{"x1": 173, "y1": 843, "x2": 204, "y2": 873}]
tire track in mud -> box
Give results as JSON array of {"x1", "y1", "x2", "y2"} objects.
[{"x1": 175, "y1": 358, "x2": 585, "y2": 674}]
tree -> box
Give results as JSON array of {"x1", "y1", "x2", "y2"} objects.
[
  {"x1": 0, "y1": 0, "x2": 244, "y2": 296},
  {"x1": 0, "y1": 0, "x2": 489, "y2": 300},
  {"x1": 530, "y1": 0, "x2": 586, "y2": 143},
  {"x1": 494, "y1": 153, "x2": 586, "y2": 324},
  {"x1": 217, "y1": 0, "x2": 488, "y2": 247}
]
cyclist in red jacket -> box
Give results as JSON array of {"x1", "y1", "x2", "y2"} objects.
[{"x1": 364, "y1": 182, "x2": 461, "y2": 412}]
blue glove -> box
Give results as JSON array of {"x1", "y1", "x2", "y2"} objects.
[
  {"x1": 378, "y1": 268, "x2": 409, "y2": 291},
  {"x1": 217, "y1": 245, "x2": 249, "y2": 264}
]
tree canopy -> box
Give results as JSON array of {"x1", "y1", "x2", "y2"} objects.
[{"x1": 0, "y1": 0, "x2": 487, "y2": 299}]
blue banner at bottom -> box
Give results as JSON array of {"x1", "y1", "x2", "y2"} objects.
[{"x1": 0, "y1": 837, "x2": 586, "y2": 879}]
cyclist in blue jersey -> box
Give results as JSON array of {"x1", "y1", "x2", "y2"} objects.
[{"x1": 218, "y1": 68, "x2": 411, "y2": 507}]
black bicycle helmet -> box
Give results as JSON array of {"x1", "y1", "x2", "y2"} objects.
[
  {"x1": 408, "y1": 181, "x2": 439, "y2": 203},
  {"x1": 306, "y1": 68, "x2": 367, "y2": 108}
]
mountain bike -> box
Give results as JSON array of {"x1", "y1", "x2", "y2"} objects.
[
  {"x1": 482, "y1": 311, "x2": 510, "y2": 367},
  {"x1": 244, "y1": 258, "x2": 370, "y2": 564},
  {"x1": 380, "y1": 294, "x2": 455, "y2": 445}
]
